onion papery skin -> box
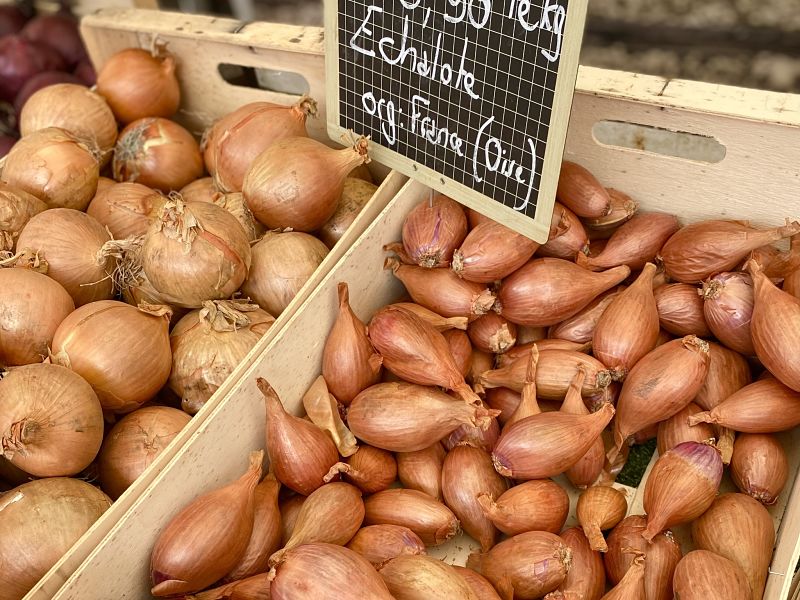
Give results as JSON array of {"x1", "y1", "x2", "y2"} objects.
[
  {"x1": 51, "y1": 300, "x2": 173, "y2": 413},
  {"x1": 15, "y1": 208, "x2": 114, "y2": 306},
  {"x1": 1, "y1": 126, "x2": 99, "y2": 210},
  {"x1": 320, "y1": 177, "x2": 377, "y2": 248},
  {"x1": 98, "y1": 406, "x2": 190, "y2": 499},
  {"x1": 654, "y1": 283, "x2": 711, "y2": 337},
  {"x1": 442, "y1": 400, "x2": 500, "y2": 452},
  {"x1": 691, "y1": 493, "x2": 775, "y2": 600},
  {"x1": 244, "y1": 136, "x2": 368, "y2": 232},
  {"x1": 363, "y1": 488, "x2": 460, "y2": 546},
  {"x1": 539, "y1": 202, "x2": 587, "y2": 260},
  {"x1": 184, "y1": 573, "x2": 271, "y2": 600},
  {"x1": 443, "y1": 330, "x2": 472, "y2": 377},
  {"x1": 548, "y1": 527, "x2": 605, "y2": 600},
  {"x1": 328, "y1": 445, "x2": 397, "y2": 493},
  {"x1": 656, "y1": 402, "x2": 715, "y2": 455},
  {"x1": 730, "y1": 433, "x2": 788, "y2": 505},
  {"x1": 142, "y1": 199, "x2": 252, "y2": 308},
  {"x1": 0, "y1": 478, "x2": 111, "y2": 600},
  {"x1": 467, "y1": 530, "x2": 571, "y2": 599},
  {"x1": 96, "y1": 48, "x2": 180, "y2": 124},
  {"x1": 20, "y1": 84, "x2": 117, "y2": 166},
  {"x1": 208, "y1": 191, "x2": 266, "y2": 242},
  {"x1": 268, "y1": 543, "x2": 394, "y2": 600},
  {"x1": 241, "y1": 231, "x2": 328, "y2": 317},
  {"x1": 702, "y1": 272, "x2": 756, "y2": 355},
  {"x1": 694, "y1": 342, "x2": 752, "y2": 411},
  {"x1": 346, "y1": 525, "x2": 426, "y2": 565},
  {"x1": 452, "y1": 220, "x2": 539, "y2": 282},
  {"x1": 400, "y1": 193, "x2": 467, "y2": 268},
  {"x1": 549, "y1": 286, "x2": 624, "y2": 344},
  {"x1": 180, "y1": 177, "x2": 218, "y2": 203},
  {"x1": 673, "y1": 550, "x2": 751, "y2": 600},
  {"x1": 113, "y1": 117, "x2": 204, "y2": 192},
  {"x1": 498, "y1": 258, "x2": 630, "y2": 327},
  {"x1": 87, "y1": 182, "x2": 165, "y2": 239},
  {"x1": 556, "y1": 161, "x2": 611, "y2": 218},
  {"x1": 169, "y1": 301, "x2": 274, "y2": 415},
  {"x1": 0, "y1": 183, "x2": 47, "y2": 252},
  {"x1": 452, "y1": 566, "x2": 503, "y2": 600},
  {"x1": 396, "y1": 443, "x2": 445, "y2": 500},
  {"x1": 0, "y1": 363, "x2": 103, "y2": 477},
  {"x1": 0, "y1": 268, "x2": 74, "y2": 366},
  {"x1": 477, "y1": 479, "x2": 569, "y2": 536},
  {"x1": 204, "y1": 97, "x2": 316, "y2": 192},
  {"x1": 468, "y1": 312, "x2": 517, "y2": 354},
  {"x1": 379, "y1": 554, "x2": 480, "y2": 600}
]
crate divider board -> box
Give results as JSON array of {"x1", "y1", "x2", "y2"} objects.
[{"x1": 44, "y1": 61, "x2": 800, "y2": 598}]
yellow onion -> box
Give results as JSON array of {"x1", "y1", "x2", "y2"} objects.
[
  {"x1": 386, "y1": 256, "x2": 495, "y2": 319},
  {"x1": 87, "y1": 182, "x2": 165, "y2": 239},
  {"x1": 302, "y1": 376, "x2": 358, "y2": 457},
  {"x1": 642, "y1": 441, "x2": 722, "y2": 540},
  {"x1": 14, "y1": 208, "x2": 116, "y2": 306},
  {"x1": 347, "y1": 525, "x2": 426, "y2": 565},
  {"x1": 604, "y1": 515, "x2": 681, "y2": 600},
  {"x1": 347, "y1": 382, "x2": 496, "y2": 452},
  {"x1": 241, "y1": 230, "x2": 327, "y2": 317},
  {"x1": 453, "y1": 566, "x2": 504, "y2": 600},
  {"x1": 730, "y1": 433, "x2": 788, "y2": 506},
  {"x1": 204, "y1": 97, "x2": 317, "y2": 192},
  {"x1": 601, "y1": 550, "x2": 645, "y2": 599},
  {"x1": 268, "y1": 543, "x2": 394, "y2": 600},
  {"x1": 169, "y1": 299, "x2": 274, "y2": 415},
  {"x1": 673, "y1": 550, "x2": 751, "y2": 600},
  {"x1": 142, "y1": 198, "x2": 252, "y2": 308},
  {"x1": 0, "y1": 268, "x2": 73, "y2": 365},
  {"x1": 656, "y1": 402, "x2": 715, "y2": 456},
  {"x1": 691, "y1": 493, "x2": 775, "y2": 600},
  {"x1": 368, "y1": 304, "x2": 483, "y2": 404},
  {"x1": 180, "y1": 177, "x2": 218, "y2": 203},
  {"x1": 662, "y1": 220, "x2": 800, "y2": 283},
  {"x1": 1, "y1": 127, "x2": 99, "y2": 210},
  {"x1": 443, "y1": 330, "x2": 472, "y2": 377},
  {"x1": 654, "y1": 283, "x2": 711, "y2": 337},
  {"x1": 0, "y1": 478, "x2": 111, "y2": 600},
  {"x1": 20, "y1": 83, "x2": 117, "y2": 166},
  {"x1": 151, "y1": 451, "x2": 263, "y2": 596},
  {"x1": 701, "y1": 272, "x2": 755, "y2": 355},
  {"x1": 364, "y1": 488, "x2": 460, "y2": 546},
  {"x1": 577, "y1": 213, "x2": 679, "y2": 271},
  {"x1": 452, "y1": 220, "x2": 539, "y2": 282},
  {"x1": 546, "y1": 527, "x2": 605, "y2": 600},
  {"x1": 593, "y1": 263, "x2": 660, "y2": 379},
  {"x1": 323, "y1": 282, "x2": 382, "y2": 405},
  {"x1": 51, "y1": 300, "x2": 173, "y2": 413},
  {"x1": 114, "y1": 117, "x2": 204, "y2": 192},
  {"x1": 498, "y1": 258, "x2": 630, "y2": 327},
  {"x1": 207, "y1": 191, "x2": 266, "y2": 242},
  {"x1": 325, "y1": 445, "x2": 397, "y2": 494},
  {"x1": 0, "y1": 363, "x2": 102, "y2": 477},
  {"x1": 244, "y1": 136, "x2": 369, "y2": 232},
  {"x1": 576, "y1": 485, "x2": 627, "y2": 552},
  {"x1": 319, "y1": 177, "x2": 377, "y2": 248},
  {"x1": 539, "y1": 202, "x2": 588, "y2": 260},
  {"x1": 583, "y1": 188, "x2": 638, "y2": 237},
  {"x1": 549, "y1": 286, "x2": 624, "y2": 344},
  {"x1": 396, "y1": 444, "x2": 445, "y2": 500},
  {"x1": 468, "y1": 312, "x2": 517, "y2": 354},
  {"x1": 442, "y1": 445, "x2": 507, "y2": 552},
  {"x1": 477, "y1": 479, "x2": 568, "y2": 536},
  {"x1": 397, "y1": 194, "x2": 467, "y2": 268},
  {"x1": 186, "y1": 573, "x2": 271, "y2": 600},
  {"x1": 97, "y1": 406, "x2": 190, "y2": 499},
  {"x1": 610, "y1": 336, "x2": 709, "y2": 461},
  {"x1": 467, "y1": 531, "x2": 571, "y2": 599},
  {"x1": 379, "y1": 555, "x2": 480, "y2": 600},
  {"x1": 560, "y1": 368, "x2": 606, "y2": 488},
  {"x1": 556, "y1": 161, "x2": 611, "y2": 218},
  {"x1": 96, "y1": 47, "x2": 180, "y2": 124},
  {"x1": 0, "y1": 182, "x2": 46, "y2": 251}
]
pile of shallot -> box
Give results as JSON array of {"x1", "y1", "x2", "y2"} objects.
[
  {"x1": 151, "y1": 161, "x2": 799, "y2": 599},
  {"x1": 0, "y1": 43, "x2": 377, "y2": 600}
]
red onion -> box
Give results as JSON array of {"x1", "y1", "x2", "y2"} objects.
[
  {"x1": 21, "y1": 14, "x2": 86, "y2": 67},
  {"x1": 0, "y1": 6, "x2": 26, "y2": 37},
  {"x1": 0, "y1": 36, "x2": 66, "y2": 102},
  {"x1": 73, "y1": 59, "x2": 96, "y2": 87},
  {"x1": 0, "y1": 135, "x2": 15, "y2": 158}
]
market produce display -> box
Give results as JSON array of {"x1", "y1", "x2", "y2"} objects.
[
  {"x1": 150, "y1": 167, "x2": 799, "y2": 599},
  {"x1": 0, "y1": 40, "x2": 378, "y2": 600}
]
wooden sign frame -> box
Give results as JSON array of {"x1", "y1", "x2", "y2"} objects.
[{"x1": 325, "y1": 0, "x2": 588, "y2": 243}]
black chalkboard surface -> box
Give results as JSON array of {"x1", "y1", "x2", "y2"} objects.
[{"x1": 325, "y1": 0, "x2": 588, "y2": 243}]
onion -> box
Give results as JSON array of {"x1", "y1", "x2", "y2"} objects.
[
  {"x1": 151, "y1": 451, "x2": 262, "y2": 596},
  {"x1": 701, "y1": 272, "x2": 755, "y2": 355},
  {"x1": 280, "y1": 495, "x2": 305, "y2": 546},
  {"x1": 96, "y1": 48, "x2": 180, "y2": 124},
  {"x1": 142, "y1": 198, "x2": 252, "y2": 308},
  {"x1": 86, "y1": 182, "x2": 165, "y2": 239},
  {"x1": 243, "y1": 136, "x2": 369, "y2": 232},
  {"x1": 656, "y1": 402, "x2": 715, "y2": 455},
  {"x1": 363, "y1": 488, "x2": 460, "y2": 546},
  {"x1": 180, "y1": 177, "x2": 218, "y2": 203},
  {"x1": 498, "y1": 258, "x2": 630, "y2": 327},
  {"x1": 673, "y1": 550, "x2": 751, "y2": 600},
  {"x1": 241, "y1": 231, "x2": 328, "y2": 317},
  {"x1": 15, "y1": 208, "x2": 115, "y2": 306},
  {"x1": 583, "y1": 188, "x2": 638, "y2": 236},
  {"x1": 0, "y1": 478, "x2": 111, "y2": 600},
  {"x1": 169, "y1": 299, "x2": 274, "y2": 414},
  {"x1": 204, "y1": 97, "x2": 317, "y2": 192},
  {"x1": 547, "y1": 527, "x2": 605, "y2": 600},
  {"x1": 73, "y1": 59, "x2": 96, "y2": 86},
  {"x1": 653, "y1": 282, "x2": 711, "y2": 337},
  {"x1": 2, "y1": 127, "x2": 99, "y2": 210},
  {"x1": 187, "y1": 573, "x2": 270, "y2": 600},
  {"x1": 398, "y1": 193, "x2": 467, "y2": 268},
  {"x1": 601, "y1": 550, "x2": 645, "y2": 599},
  {"x1": 549, "y1": 285, "x2": 624, "y2": 344},
  {"x1": 556, "y1": 161, "x2": 611, "y2": 218},
  {"x1": 467, "y1": 348, "x2": 493, "y2": 386},
  {"x1": 396, "y1": 443, "x2": 445, "y2": 500},
  {"x1": 325, "y1": 445, "x2": 396, "y2": 494},
  {"x1": 468, "y1": 312, "x2": 517, "y2": 354},
  {"x1": 0, "y1": 6, "x2": 25, "y2": 36},
  {"x1": 558, "y1": 369, "x2": 606, "y2": 488},
  {"x1": 443, "y1": 399, "x2": 500, "y2": 451},
  {"x1": 319, "y1": 177, "x2": 378, "y2": 248},
  {"x1": 477, "y1": 479, "x2": 569, "y2": 536},
  {"x1": 576, "y1": 485, "x2": 627, "y2": 552},
  {"x1": 21, "y1": 14, "x2": 84, "y2": 66},
  {"x1": 346, "y1": 525, "x2": 426, "y2": 565},
  {"x1": 443, "y1": 330, "x2": 472, "y2": 376},
  {"x1": 19, "y1": 84, "x2": 116, "y2": 166},
  {"x1": 379, "y1": 555, "x2": 480, "y2": 600},
  {"x1": 13, "y1": 70, "x2": 81, "y2": 117},
  {"x1": 98, "y1": 406, "x2": 190, "y2": 499},
  {"x1": 452, "y1": 220, "x2": 539, "y2": 281},
  {"x1": 113, "y1": 117, "x2": 203, "y2": 192},
  {"x1": 51, "y1": 300, "x2": 173, "y2": 413},
  {"x1": 453, "y1": 566, "x2": 504, "y2": 600},
  {"x1": 0, "y1": 36, "x2": 65, "y2": 102},
  {"x1": 0, "y1": 363, "x2": 103, "y2": 477},
  {"x1": 539, "y1": 202, "x2": 587, "y2": 260},
  {"x1": 0, "y1": 267, "x2": 73, "y2": 366},
  {"x1": 730, "y1": 433, "x2": 788, "y2": 505}
]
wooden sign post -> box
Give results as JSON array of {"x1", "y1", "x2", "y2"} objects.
[{"x1": 325, "y1": 0, "x2": 588, "y2": 243}]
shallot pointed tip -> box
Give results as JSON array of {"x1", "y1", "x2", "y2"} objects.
[
  {"x1": 337, "y1": 281, "x2": 349, "y2": 306},
  {"x1": 687, "y1": 411, "x2": 714, "y2": 427}
]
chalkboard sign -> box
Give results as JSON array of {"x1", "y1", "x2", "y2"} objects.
[{"x1": 324, "y1": 0, "x2": 588, "y2": 243}]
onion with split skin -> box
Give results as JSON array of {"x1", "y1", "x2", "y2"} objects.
[
  {"x1": 0, "y1": 183, "x2": 46, "y2": 252},
  {"x1": 86, "y1": 182, "x2": 165, "y2": 239}
]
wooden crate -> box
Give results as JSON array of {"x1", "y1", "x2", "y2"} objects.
[
  {"x1": 41, "y1": 64, "x2": 800, "y2": 599},
  {"x1": 14, "y1": 9, "x2": 408, "y2": 600}
]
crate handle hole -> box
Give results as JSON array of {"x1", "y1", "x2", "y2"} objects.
[
  {"x1": 592, "y1": 120, "x2": 727, "y2": 164},
  {"x1": 218, "y1": 64, "x2": 310, "y2": 96}
]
